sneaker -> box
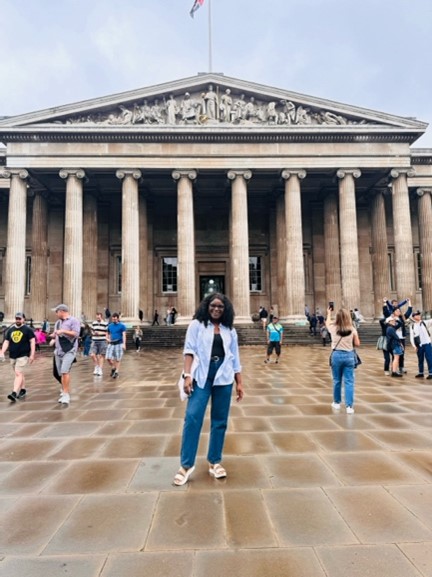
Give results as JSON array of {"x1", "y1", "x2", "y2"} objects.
[
  {"x1": 331, "y1": 402, "x2": 341, "y2": 410},
  {"x1": 93, "y1": 367, "x2": 99, "y2": 375},
  {"x1": 346, "y1": 406, "x2": 355, "y2": 414},
  {"x1": 264, "y1": 359, "x2": 270, "y2": 364},
  {"x1": 427, "y1": 375, "x2": 432, "y2": 380},
  {"x1": 61, "y1": 393, "x2": 70, "y2": 405},
  {"x1": 415, "y1": 373, "x2": 425, "y2": 378},
  {"x1": 18, "y1": 389, "x2": 27, "y2": 399},
  {"x1": 97, "y1": 366, "x2": 102, "y2": 376},
  {"x1": 112, "y1": 371, "x2": 119, "y2": 379},
  {"x1": 110, "y1": 368, "x2": 116, "y2": 377},
  {"x1": 384, "y1": 371, "x2": 390, "y2": 376},
  {"x1": 7, "y1": 391, "x2": 17, "y2": 403},
  {"x1": 391, "y1": 372, "x2": 402, "y2": 378},
  {"x1": 58, "y1": 393, "x2": 65, "y2": 403},
  {"x1": 401, "y1": 368, "x2": 408, "y2": 374}
]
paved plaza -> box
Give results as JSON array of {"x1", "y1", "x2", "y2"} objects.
[{"x1": 1, "y1": 344, "x2": 432, "y2": 577}]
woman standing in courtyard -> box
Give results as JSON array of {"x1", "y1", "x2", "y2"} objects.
[
  {"x1": 173, "y1": 293, "x2": 244, "y2": 486},
  {"x1": 326, "y1": 307, "x2": 360, "y2": 414}
]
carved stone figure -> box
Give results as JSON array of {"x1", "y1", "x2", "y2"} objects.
[
  {"x1": 180, "y1": 93, "x2": 197, "y2": 124},
  {"x1": 266, "y1": 102, "x2": 278, "y2": 124},
  {"x1": 150, "y1": 99, "x2": 164, "y2": 124},
  {"x1": 204, "y1": 85, "x2": 218, "y2": 120},
  {"x1": 220, "y1": 89, "x2": 232, "y2": 123},
  {"x1": 232, "y1": 94, "x2": 246, "y2": 122},
  {"x1": 244, "y1": 97, "x2": 257, "y2": 121},
  {"x1": 166, "y1": 95, "x2": 179, "y2": 125}
]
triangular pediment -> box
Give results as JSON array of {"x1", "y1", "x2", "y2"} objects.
[{"x1": 0, "y1": 73, "x2": 427, "y2": 135}]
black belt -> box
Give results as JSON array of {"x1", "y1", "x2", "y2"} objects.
[{"x1": 210, "y1": 356, "x2": 224, "y2": 362}]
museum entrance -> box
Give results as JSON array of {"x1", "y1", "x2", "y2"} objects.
[{"x1": 200, "y1": 275, "x2": 225, "y2": 300}]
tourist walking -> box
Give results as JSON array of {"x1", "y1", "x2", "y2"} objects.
[
  {"x1": 264, "y1": 316, "x2": 284, "y2": 363},
  {"x1": 326, "y1": 307, "x2": 360, "y2": 414},
  {"x1": 106, "y1": 313, "x2": 127, "y2": 378},
  {"x1": 90, "y1": 312, "x2": 108, "y2": 376},
  {"x1": 134, "y1": 325, "x2": 143, "y2": 351},
  {"x1": 173, "y1": 293, "x2": 244, "y2": 486},
  {"x1": 0, "y1": 313, "x2": 35, "y2": 402},
  {"x1": 51, "y1": 304, "x2": 80, "y2": 405}
]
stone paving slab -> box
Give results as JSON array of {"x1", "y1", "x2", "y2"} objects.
[{"x1": 1, "y1": 345, "x2": 432, "y2": 576}]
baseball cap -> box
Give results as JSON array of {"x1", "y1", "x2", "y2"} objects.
[
  {"x1": 52, "y1": 304, "x2": 69, "y2": 312},
  {"x1": 385, "y1": 316, "x2": 395, "y2": 324},
  {"x1": 15, "y1": 312, "x2": 25, "y2": 319},
  {"x1": 412, "y1": 310, "x2": 422, "y2": 317}
]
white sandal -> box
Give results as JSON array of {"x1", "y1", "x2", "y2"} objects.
[
  {"x1": 209, "y1": 463, "x2": 227, "y2": 479},
  {"x1": 173, "y1": 466, "x2": 195, "y2": 486}
]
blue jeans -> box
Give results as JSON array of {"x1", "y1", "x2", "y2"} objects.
[
  {"x1": 180, "y1": 360, "x2": 233, "y2": 468},
  {"x1": 331, "y1": 350, "x2": 356, "y2": 407},
  {"x1": 417, "y1": 343, "x2": 432, "y2": 375}
]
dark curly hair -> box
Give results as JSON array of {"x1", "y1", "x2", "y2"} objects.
[{"x1": 194, "y1": 293, "x2": 235, "y2": 329}]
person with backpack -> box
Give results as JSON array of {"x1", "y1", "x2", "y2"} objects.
[
  {"x1": 409, "y1": 310, "x2": 432, "y2": 379},
  {"x1": 264, "y1": 316, "x2": 284, "y2": 364}
]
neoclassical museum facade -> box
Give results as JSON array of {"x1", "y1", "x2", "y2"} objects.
[{"x1": 1, "y1": 73, "x2": 432, "y2": 324}]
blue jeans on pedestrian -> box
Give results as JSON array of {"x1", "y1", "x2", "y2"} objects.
[
  {"x1": 180, "y1": 359, "x2": 233, "y2": 469},
  {"x1": 331, "y1": 350, "x2": 356, "y2": 407},
  {"x1": 417, "y1": 343, "x2": 432, "y2": 375}
]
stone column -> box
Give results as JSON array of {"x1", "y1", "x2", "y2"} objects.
[
  {"x1": 390, "y1": 169, "x2": 416, "y2": 299},
  {"x1": 337, "y1": 169, "x2": 361, "y2": 309},
  {"x1": 323, "y1": 191, "x2": 342, "y2": 308},
  {"x1": 417, "y1": 188, "x2": 432, "y2": 312},
  {"x1": 370, "y1": 190, "x2": 390, "y2": 318},
  {"x1": 0, "y1": 169, "x2": 28, "y2": 321},
  {"x1": 59, "y1": 169, "x2": 85, "y2": 318},
  {"x1": 172, "y1": 170, "x2": 197, "y2": 323},
  {"x1": 275, "y1": 193, "x2": 287, "y2": 318},
  {"x1": 281, "y1": 169, "x2": 307, "y2": 320},
  {"x1": 139, "y1": 192, "x2": 149, "y2": 322},
  {"x1": 82, "y1": 193, "x2": 98, "y2": 319},
  {"x1": 31, "y1": 191, "x2": 48, "y2": 322},
  {"x1": 116, "y1": 169, "x2": 141, "y2": 322},
  {"x1": 228, "y1": 169, "x2": 252, "y2": 323}
]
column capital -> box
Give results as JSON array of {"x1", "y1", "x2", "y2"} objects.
[
  {"x1": 227, "y1": 169, "x2": 252, "y2": 181},
  {"x1": 336, "y1": 169, "x2": 361, "y2": 180},
  {"x1": 59, "y1": 168, "x2": 86, "y2": 180},
  {"x1": 390, "y1": 168, "x2": 415, "y2": 179},
  {"x1": 0, "y1": 168, "x2": 29, "y2": 180},
  {"x1": 416, "y1": 187, "x2": 432, "y2": 197},
  {"x1": 281, "y1": 169, "x2": 307, "y2": 180},
  {"x1": 172, "y1": 169, "x2": 197, "y2": 181},
  {"x1": 116, "y1": 169, "x2": 142, "y2": 181}
]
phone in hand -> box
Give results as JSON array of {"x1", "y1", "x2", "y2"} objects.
[{"x1": 328, "y1": 301, "x2": 334, "y2": 311}]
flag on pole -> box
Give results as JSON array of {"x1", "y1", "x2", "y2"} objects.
[{"x1": 190, "y1": 0, "x2": 205, "y2": 18}]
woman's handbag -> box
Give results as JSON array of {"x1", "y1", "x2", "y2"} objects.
[
  {"x1": 376, "y1": 335, "x2": 387, "y2": 351},
  {"x1": 329, "y1": 337, "x2": 343, "y2": 367},
  {"x1": 354, "y1": 349, "x2": 362, "y2": 368}
]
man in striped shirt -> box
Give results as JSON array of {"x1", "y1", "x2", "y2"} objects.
[{"x1": 90, "y1": 312, "x2": 108, "y2": 376}]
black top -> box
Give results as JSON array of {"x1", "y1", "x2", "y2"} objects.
[
  {"x1": 211, "y1": 333, "x2": 225, "y2": 359},
  {"x1": 5, "y1": 324, "x2": 35, "y2": 359}
]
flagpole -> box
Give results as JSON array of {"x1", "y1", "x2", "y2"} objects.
[{"x1": 208, "y1": 0, "x2": 213, "y2": 72}]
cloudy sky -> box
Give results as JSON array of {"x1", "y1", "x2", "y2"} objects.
[{"x1": 2, "y1": 0, "x2": 432, "y2": 145}]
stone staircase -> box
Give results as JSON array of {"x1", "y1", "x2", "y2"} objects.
[{"x1": 128, "y1": 322, "x2": 381, "y2": 348}]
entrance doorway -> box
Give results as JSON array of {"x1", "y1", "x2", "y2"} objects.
[{"x1": 200, "y1": 276, "x2": 225, "y2": 300}]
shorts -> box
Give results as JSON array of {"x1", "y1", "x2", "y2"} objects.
[
  {"x1": 55, "y1": 351, "x2": 76, "y2": 374},
  {"x1": 90, "y1": 340, "x2": 107, "y2": 356},
  {"x1": 392, "y1": 344, "x2": 404, "y2": 356},
  {"x1": 10, "y1": 356, "x2": 29, "y2": 371},
  {"x1": 106, "y1": 343, "x2": 124, "y2": 361},
  {"x1": 267, "y1": 342, "x2": 281, "y2": 356}
]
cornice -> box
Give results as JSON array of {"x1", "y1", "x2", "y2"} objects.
[{"x1": 0, "y1": 126, "x2": 422, "y2": 145}]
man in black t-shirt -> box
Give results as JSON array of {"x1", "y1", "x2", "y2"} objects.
[{"x1": 0, "y1": 312, "x2": 35, "y2": 403}]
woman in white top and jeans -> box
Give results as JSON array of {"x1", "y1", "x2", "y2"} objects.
[{"x1": 326, "y1": 307, "x2": 360, "y2": 414}]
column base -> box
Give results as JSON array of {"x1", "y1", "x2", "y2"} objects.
[
  {"x1": 234, "y1": 316, "x2": 254, "y2": 325},
  {"x1": 174, "y1": 316, "x2": 194, "y2": 326}
]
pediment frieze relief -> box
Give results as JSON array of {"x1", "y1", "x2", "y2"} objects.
[{"x1": 54, "y1": 87, "x2": 371, "y2": 128}]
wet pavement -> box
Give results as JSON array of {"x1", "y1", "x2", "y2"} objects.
[{"x1": 1, "y1": 345, "x2": 432, "y2": 577}]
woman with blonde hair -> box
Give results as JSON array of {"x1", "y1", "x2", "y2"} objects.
[{"x1": 325, "y1": 307, "x2": 361, "y2": 414}]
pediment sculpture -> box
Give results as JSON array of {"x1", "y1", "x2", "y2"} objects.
[{"x1": 59, "y1": 85, "x2": 370, "y2": 128}]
